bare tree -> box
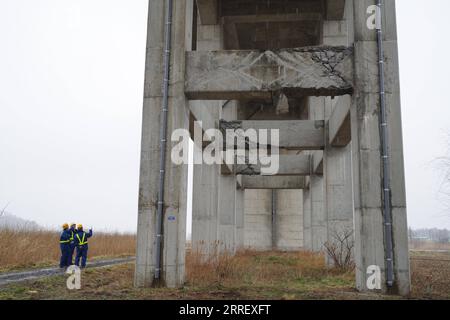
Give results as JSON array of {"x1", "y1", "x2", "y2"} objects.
[
  {"x1": 435, "y1": 134, "x2": 450, "y2": 213},
  {"x1": 324, "y1": 228, "x2": 355, "y2": 272}
]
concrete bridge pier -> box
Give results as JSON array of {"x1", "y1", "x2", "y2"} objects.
[
  {"x1": 217, "y1": 101, "x2": 238, "y2": 254},
  {"x1": 308, "y1": 98, "x2": 327, "y2": 253},
  {"x1": 135, "y1": 0, "x2": 411, "y2": 296},
  {"x1": 135, "y1": 0, "x2": 192, "y2": 288},
  {"x1": 323, "y1": 96, "x2": 355, "y2": 266},
  {"x1": 350, "y1": 0, "x2": 410, "y2": 295},
  {"x1": 190, "y1": 12, "x2": 224, "y2": 258},
  {"x1": 321, "y1": 15, "x2": 355, "y2": 266},
  {"x1": 302, "y1": 183, "x2": 312, "y2": 251}
]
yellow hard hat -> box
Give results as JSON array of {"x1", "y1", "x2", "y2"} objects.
[
  {"x1": 62, "y1": 223, "x2": 69, "y2": 229},
  {"x1": 77, "y1": 224, "x2": 83, "y2": 230}
]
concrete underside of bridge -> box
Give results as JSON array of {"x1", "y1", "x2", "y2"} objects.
[{"x1": 135, "y1": 0, "x2": 410, "y2": 296}]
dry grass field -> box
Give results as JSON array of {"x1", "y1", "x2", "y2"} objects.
[
  {"x1": 186, "y1": 250, "x2": 346, "y2": 292},
  {"x1": 409, "y1": 240, "x2": 450, "y2": 252},
  {"x1": 0, "y1": 250, "x2": 357, "y2": 300},
  {"x1": 410, "y1": 250, "x2": 450, "y2": 299},
  {"x1": 0, "y1": 231, "x2": 449, "y2": 300},
  {"x1": 0, "y1": 228, "x2": 136, "y2": 271},
  {"x1": 1, "y1": 249, "x2": 449, "y2": 300}
]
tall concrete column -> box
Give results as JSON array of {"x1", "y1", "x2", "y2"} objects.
[
  {"x1": 135, "y1": 0, "x2": 192, "y2": 288},
  {"x1": 217, "y1": 173, "x2": 237, "y2": 253},
  {"x1": 351, "y1": 0, "x2": 410, "y2": 295},
  {"x1": 276, "y1": 189, "x2": 303, "y2": 251},
  {"x1": 323, "y1": 97, "x2": 354, "y2": 265},
  {"x1": 244, "y1": 190, "x2": 272, "y2": 250},
  {"x1": 191, "y1": 144, "x2": 220, "y2": 256},
  {"x1": 308, "y1": 98, "x2": 327, "y2": 253},
  {"x1": 217, "y1": 101, "x2": 238, "y2": 253},
  {"x1": 190, "y1": 101, "x2": 221, "y2": 258},
  {"x1": 191, "y1": 12, "x2": 223, "y2": 257},
  {"x1": 310, "y1": 171, "x2": 326, "y2": 252},
  {"x1": 322, "y1": 18, "x2": 355, "y2": 265},
  {"x1": 235, "y1": 184, "x2": 245, "y2": 250},
  {"x1": 302, "y1": 183, "x2": 312, "y2": 251},
  {"x1": 275, "y1": 150, "x2": 304, "y2": 251}
]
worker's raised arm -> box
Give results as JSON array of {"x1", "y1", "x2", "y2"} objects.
[{"x1": 87, "y1": 229, "x2": 93, "y2": 238}]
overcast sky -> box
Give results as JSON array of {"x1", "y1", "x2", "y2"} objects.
[{"x1": 1, "y1": 0, "x2": 449, "y2": 232}]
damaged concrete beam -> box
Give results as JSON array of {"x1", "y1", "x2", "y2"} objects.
[
  {"x1": 234, "y1": 154, "x2": 311, "y2": 176},
  {"x1": 185, "y1": 46, "x2": 353, "y2": 100},
  {"x1": 220, "y1": 120, "x2": 325, "y2": 150},
  {"x1": 240, "y1": 176, "x2": 306, "y2": 190}
]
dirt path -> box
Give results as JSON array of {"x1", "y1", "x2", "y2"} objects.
[{"x1": 0, "y1": 257, "x2": 135, "y2": 287}]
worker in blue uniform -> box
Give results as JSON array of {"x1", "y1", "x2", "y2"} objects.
[
  {"x1": 59, "y1": 223, "x2": 71, "y2": 268},
  {"x1": 74, "y1": 224, "x2": 93, "y2": 269},
  {"x1": 68, "y1": 223, "x2": 77, "y2": 265}
]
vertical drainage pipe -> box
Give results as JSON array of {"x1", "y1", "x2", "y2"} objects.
[
  {"x1": 375, "y1": 0, "x2": 395, "y2": 288},
  {"x1": 155, "y1": 0, "x2": 173, "y2": 281}
]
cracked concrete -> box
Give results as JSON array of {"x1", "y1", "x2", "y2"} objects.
[{"x1": 185, "y1": 46, "x2": 354, "y2": 100}]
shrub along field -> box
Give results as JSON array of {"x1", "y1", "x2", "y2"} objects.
[{"x1": 0, "y1": 228, "x2": 136, "y2": 271}]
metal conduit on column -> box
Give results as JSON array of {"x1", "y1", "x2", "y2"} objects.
[
  {"x1": 376, "y1": 0, "x2": 395, "y2": 287},
  {"x1": 155, "y1": 0, "x2": 173, "y2": 281}
]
